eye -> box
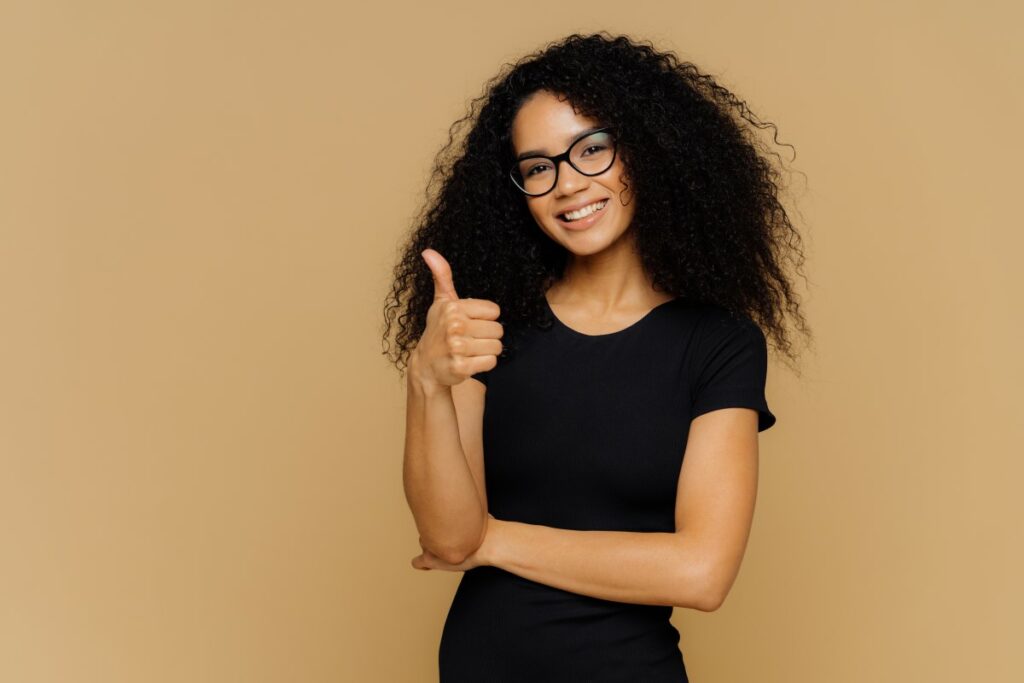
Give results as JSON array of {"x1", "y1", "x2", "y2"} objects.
[
  {"x1": 582, "y1": 144, "x2": 607, "y2": 156},
  {"x1": 525, "y1": 163, "x2": 551, "y2": 177}
]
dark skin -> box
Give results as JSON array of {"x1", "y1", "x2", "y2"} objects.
[
  {"x1": 409, "y1": 90, "x2": 760, "y2": 612},
  {"x1": 515, "y1": 89, "x2": 676, "y2": 328}
]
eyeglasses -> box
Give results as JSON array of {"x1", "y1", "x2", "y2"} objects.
[{"x1": 509, "y1": 127, "x2": 617, "y2": 197}]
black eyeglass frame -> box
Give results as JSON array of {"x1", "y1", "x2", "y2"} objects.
[{"x1": 509, "y1": 127, "x2": 618, "y2": 197}]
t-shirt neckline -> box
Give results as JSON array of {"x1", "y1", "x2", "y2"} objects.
[{"x1": 543, "y1": 294, "x2": 681, "y2": 339}]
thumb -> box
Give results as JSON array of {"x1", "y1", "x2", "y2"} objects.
[{"x1": 421, "y1": 248, "x2": 459, "y2": 302}]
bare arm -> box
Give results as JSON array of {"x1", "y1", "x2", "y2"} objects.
[
  {"x1": 487, "y1": 522, "x2": 709, "y2": 609},
  {"x1": 403, "y1": 351, "x2": 489, "y2": 565},
  {"x1": 401, "y1": 248, "x2": 501, "y2": 566},
  {"x1": 479, "y1": 407, "x2": 760, "y2": 611}
]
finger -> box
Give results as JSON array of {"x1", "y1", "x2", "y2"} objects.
[
  {"x1": 461, "y1": 318, "x2": 504, "y2": 340},
  {"x1": 421, "y1": 248, "x2": 459, "y2": 302},
  {"x1": 456, "y1": 298, "x2": 502, "y2": 321},
  {"x1": 460, "y1": 338, "x2": 503, "y2": 361}
]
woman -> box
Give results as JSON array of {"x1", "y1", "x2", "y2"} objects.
[{"x1": 384, "y1": 32, "x2": 810, "y2": 682}]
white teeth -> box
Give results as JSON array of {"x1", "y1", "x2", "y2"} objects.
[{"x1": 562, "y1": 199, "x2": 608, "y2": 221}]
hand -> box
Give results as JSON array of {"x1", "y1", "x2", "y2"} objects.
[
  {"x1": 410, "y1": 249, "x2": 503, "y2": 388},
  {"x1": 411, "y1": 514, "x2": 499, "y2": 573}
]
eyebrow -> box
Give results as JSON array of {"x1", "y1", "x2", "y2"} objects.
[{"x1": 515, "y1": 126, "x2": 606, "y2": 161}]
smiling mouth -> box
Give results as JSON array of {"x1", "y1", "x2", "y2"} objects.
[{"x1": 557, "y1": 198, "x2": 609, "y2": 222}]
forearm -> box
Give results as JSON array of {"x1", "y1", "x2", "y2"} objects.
[
  {"x1": 486, "y1": 519, "x2": 719, "y2": 611},
  {"x1": 402, "y1": 357, "x2": 486, "y2": 563}
]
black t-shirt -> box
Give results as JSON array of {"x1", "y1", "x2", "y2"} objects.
[{"x1": 439, "y1": 296, "x2": 776, "y2": 682}]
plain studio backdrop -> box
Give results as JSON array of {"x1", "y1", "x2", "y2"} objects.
[{"x1": 1, "y1": 1, "x2": 1020, "y2": 681}]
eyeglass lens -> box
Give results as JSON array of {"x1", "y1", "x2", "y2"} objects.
[{"x1": 513, "y1": 130, "x2": 615, "y2": 195}]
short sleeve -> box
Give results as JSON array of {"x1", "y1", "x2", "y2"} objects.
[{"x1": 689, "y1": 310, "x2": 777, "y2": 432}]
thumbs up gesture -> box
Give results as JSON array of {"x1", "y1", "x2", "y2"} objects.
[{"x1": 411, "y1": 248, "x2": 504, "y2": 388}]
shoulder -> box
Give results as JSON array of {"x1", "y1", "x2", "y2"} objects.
[
  {"x1": 687, "y1": 302, "x2": 764, "y2": 342},
  {"x1": 662, "y1": 299, "x2": 764, "y2": 345},
  {"x1": 682, "y1": 303, "x2": 769, "y2": 379}
]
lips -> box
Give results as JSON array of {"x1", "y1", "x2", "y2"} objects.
[
  {"x1": 555, "y1": 198, "x2": 609, "y2": 230},
  {"x1": 556, "y1": 198, "x2": 609, "y2": 221}
]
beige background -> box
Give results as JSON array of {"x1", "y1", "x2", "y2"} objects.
[{"x1": 1, "y1": 1, "x2": 1021, "y2": 681}]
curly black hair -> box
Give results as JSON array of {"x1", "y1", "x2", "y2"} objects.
[{"x1": 382, "y1": 31, "x2": 811, "y2": 378}]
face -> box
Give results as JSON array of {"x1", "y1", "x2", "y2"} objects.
[{"x1": 510, "y1": 90, "x2": 636, "y2": 257}]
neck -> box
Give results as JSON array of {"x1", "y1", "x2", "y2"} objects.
[{"x1": 549, "y1": 231, "x2": 670, "y2": 311}]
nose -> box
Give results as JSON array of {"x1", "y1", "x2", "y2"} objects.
[{"x1": 553, "y1": 158, "x2": 588, "y2": 196}]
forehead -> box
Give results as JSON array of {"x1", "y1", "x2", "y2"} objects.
[{"x1": 511, "y1": 90, "x2": 601, "y2": 154}]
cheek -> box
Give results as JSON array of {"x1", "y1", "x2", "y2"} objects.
[
  {"x1": 611, "y1": 164, "x2": 632, "y2": 198},
  {"x1": 610, "y1": 190, "x2": 636, "y2": 228},
  {"x1": 526, "y1": 200, "x2": 549, "y2": 224}
]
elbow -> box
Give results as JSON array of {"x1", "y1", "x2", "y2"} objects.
[
  {"x1": 685, "y1": 584, "x2": 726, "y2": 613},
  {"x1": 423, "y1": 516, "x2": 488, "y2": 565},
  {"x1": 447, "y1": 524, "x2": 489, "y2": 564},
  {"x1": 671, "y1": 536, "x2": 745, "y2": 611},
  {"x1": 421, "y1": 537, "x2": 478, "y2": 566},
  {"x1": 434, "y1": 543, "x2": 475, "y2": 566},
  {"x1": 677, "y1": 562, "x2": 730, "y2": 612},
  {"x1": 695, "y1": 585, "x2": 727, "y2": 612}
]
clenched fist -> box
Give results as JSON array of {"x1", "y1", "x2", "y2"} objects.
[{"x1": 410, "y1": 248, "x2": 504, "y2": 388}]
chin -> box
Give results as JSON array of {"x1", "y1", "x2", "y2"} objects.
[{"x1": 551, "y1": 221, "x2": 632, "y2": 256}]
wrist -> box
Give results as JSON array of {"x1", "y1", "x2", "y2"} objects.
[
  {"x1": 407, "y1": 350, "x2": 449, "y2": 397},
  {"x1": 480, "y1": 517, "x2": 512, "y2": 568}
]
